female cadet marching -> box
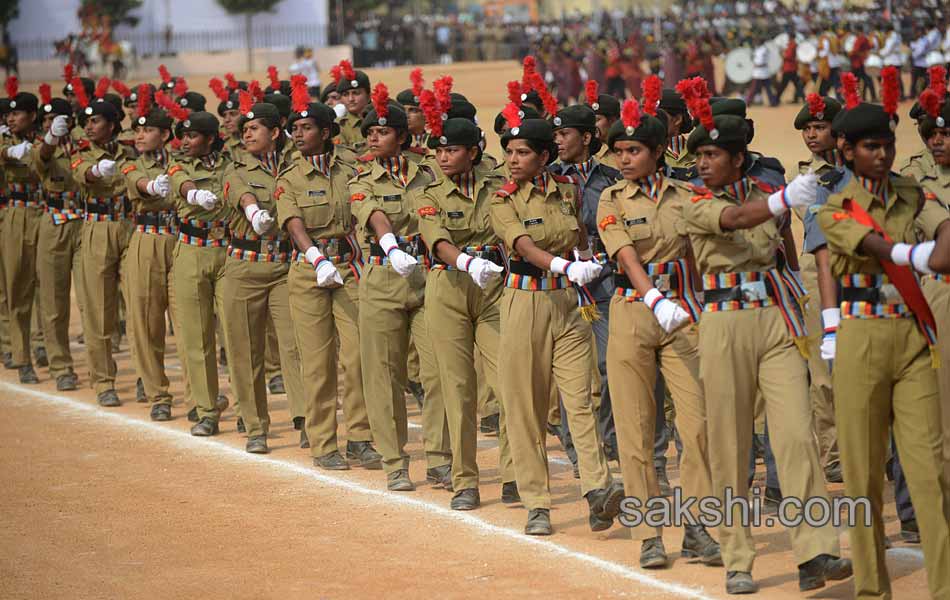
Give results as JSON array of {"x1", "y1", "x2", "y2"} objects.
[
  {"x1": 595, "y1": 96, "x2": 720, "y2": 568},
  {"x1": 119, "y1": 88, "x2": 193, "y2": 421},
  {"x1": 275, "y1": 77, "x2": 380, "y2": 471},
  {"x1": 219, "y1": 94, "x2": 306, "y2": 454},
  {"x1": 348, "y1": 84, "x2": 451, "y2": 492},
  {"x1": 415, "y1": 103, "x2": 513, "y2": 510},
  {"x1": 679, "y1": 78, "x2": 849, "y2": 595},
  {"x1": 71, "y1": 79, "x2": 136, "y2": 407},
  {"x1": 488, "y1": 106, "x2": 621, "y2": 536}
]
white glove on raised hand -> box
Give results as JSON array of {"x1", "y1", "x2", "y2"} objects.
[
  {"x1": 820, "y1": 308, "x2": 840, "y2": 361},
  {"x1": 644, "y1": 288, "x2": 690, "y2": 333},
  {"x1": 0, "y1": 124, "x2": 10, "y2": 136},
  {"x1": 457, "y1": 254, "x2": 504, "y2": 288},
  {"x1": 380, "y1": 232, "x2": 418, "y2": 277},
  {"x1": 306, "y1": 246, "x2": 344, "y2": 287},
  {"x1": 244, "y1": 203, "x2": 275, "y2": 235},
  {"x1": 146, "y1": 174, "x2": 170, "y2": 198},
  {"x1": 551, "y1": 256, "x2": 602, "y2": 286},
  {"x1": 890, "y1": 241, "x2": 936, "y2": 275},
  {"x1": 767, "y1": 173, "x2": 819, "y2": 216},
  {"x1": 90, "y1": 158, "x2": 116, "y2": 179},
  {"x1": 186, "y1": 188, "x2": 218, "y2": 210},
  {"x1": 51, "y1": 115, "x2": 70, "y2": 138},
  {"x1": 333, "y1": 103, "x2": 348, "y2": 119},
  {"x1": 6, "y1": 140, "x2": 32, "y2": 161}
]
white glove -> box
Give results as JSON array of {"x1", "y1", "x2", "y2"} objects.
[
  {"x1": 90, "y1": 158, "x2": 116, "y2": 179},
  {"x1": 820, "y1": 308, "x2": 840, "y2": 361},
  {"x1": 187, "y1": 188, "x2": 218, "y2": 210},
  {"x1": 146, "y1": 174, "x2": 170, "y2": 198},
  {"x1": 333, "y1": 103, "x2": 348, "y2": 119},
  {"x1": 644, "y1": 288, "x2": 691, "y2": 333},
  {"x1": 0, "y1": 124, "x2": 9, "y2": 136},
  {"x1": 767, "y1": 173, "x2": 819, "y2": 216},
  {"x1": 457, "y1": 254, "x2": 504, "y2": 288},
  {"x1": 244, "y1": 203, "x2": 275, "y2": 235},
  {"x1": 380, "y1": 232, "x2": 418, "y2": 277},
  {"x1": 51, "y1": 115, "x2": 70, "y2": 137},
  {"x1": 574, "y1": 245, "x2": 594, "y2": 261},
  {"x1": 890, "y1": 241, "x2": 936, "y2": 275},
  {"x1": 6, "y1": 140, "x2": 32, "y2": 161},
  {"x1": 551, "y1": 256, "x2": 603, "y2": 286},
  {"x1": 305, "y1": 246, "x2": 344, "y2": 287}
]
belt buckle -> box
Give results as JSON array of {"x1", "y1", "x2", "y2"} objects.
[
  {"x1": 261, "y1": 240, "x2": 276, "y2": 254},
  {"x1": 739, "y1": 280, "x2": 768, "y2": 302},
  {"x1": 653, "y1": 274, "x2": 672, "y2": 293},
  {"x1": 879, "y1": 283, "x2": 901, "y2": 304},
  {"x1": 210, "y1": 226, "x2": 226, "y2": 240}
]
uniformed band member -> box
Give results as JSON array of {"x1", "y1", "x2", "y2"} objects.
[
  {"x1": 681, "y1": 79, "x2": 850, "y2": 594},
  {"x1": 349, "y1": 84, "x2": 451, "y2": 491},
  {"x1": 33, "y1": 87, "x2": 83, "y2": 391},
  {"x1": 806, "y1": 69, "x2": 950, "y2": 599},
  {"x1": 277, "y1": 83, "x2": 381, "y2": 470},
  {"x1": 72, "y1": 79, "x2": 136, "y2": 406},
  {"x1": 489, "y1": 106, "x2": 622, "y2": 536},
  {"x1": 596, "y1": 97, "x2": 721, "y2": 568}
]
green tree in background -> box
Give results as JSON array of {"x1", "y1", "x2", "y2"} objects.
[{"x1": 217, "y1": 0, "x2": 284, "y2": 72}]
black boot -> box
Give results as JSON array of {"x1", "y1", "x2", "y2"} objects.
[{"x1": 681, "y1": 524, "x2": 722, "y2": 566}]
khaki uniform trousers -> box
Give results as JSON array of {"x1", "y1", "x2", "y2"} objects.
[
  {"x1": 607, "y1": 297, "x2": 711, "y2": 540},
  {"x1": 425, "y1": 270, "x2": 516, "y2": 491},
  {"x1": 288, "y1": 261, "x2": 371, "y2": 458},
  {"x1": 475, "y1": 350, "x2": 499, "y2": 416},
  {"x1": 36, "y1": 218, "x2": 83, "y2": 378},
  {"x1": 499, "y1": 286, "x2": 612, "y2": 510},
  {"x1": 0, "y1": 209, "x2": 8, "y2": 353},
  {"x1": 407, "y1": 335, "x2": 421, "y2": 383},
  {"x1": 172, "y1": 243, "x2": 227, "y2": 421},
  {"x1": 2, "y1": 205, "x2": 42, "y2": 367},
  {"x1": 835, "y1": 317, "x2": 950, "y2": 600},
  {"x1": 124, "y1": 231, "x2": 184, "y2": 405},
  {"x1": 80, "y1": 220, "x2": 132, "y2": 393},
  {"x1": 219, "y1": 257, "x2": 306, "y2": 438},
  {"x1": 264, "y1": 316, "x2": 281, "y2": 382},
  {"x1": 800, "y1": 254, "x2": 839, "y2": 469},
  {"x1": 698, "y1": 306, "x2": 840, "y2": 572},
  {"x1": 358, "y1": 263, "x2": 450, "y2": 475},
  {"x1": 922, "y1": 278, "x2": 950, "y2": 467}
]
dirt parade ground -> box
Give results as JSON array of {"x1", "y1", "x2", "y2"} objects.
[{"x1": 0, "y1": 60, "x2": 937, "y2": 599}]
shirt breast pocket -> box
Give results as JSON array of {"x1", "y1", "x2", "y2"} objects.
[
  {"x1": 522, "y1": 214, "x2": 547, "y2": 242},
  {"x1": 623, "y1": 215, "x2": 653, "y2": 241},
  {"x1": 443, "y1": 209, "x2": 469, "y2": 231},
  {"x1": 298, "y1": 190, "x2": 333, "y2": 228},
  {"x1": 380, "y1": 192, "x2": 404, "y2": 216}
]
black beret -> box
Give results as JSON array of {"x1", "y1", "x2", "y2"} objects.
[
  {"x1": 427, "y1": 118, "x2": 481, "y2": 149},
  {"x1": 361, "y1": 101, "x2": 409, "y2": 136},
  {"x1": 396, "y1": 88, "x2": 419, "y2": 107},
  {"x1": 178, "y1": 92, "x2": 207, "y2": 112},
  {"x1": 125, "y1": 83, "x2": 156, "y2": 107},
  {"x1": 500, "y1": 118, "x2": 558, "y2": 164},
  {"x1": 446, "y1": 97, "x2": 477, "y2": 122},
  {"x1": 606, "y1": 113, "x2": 668, "y2": 151},
  {"x1": 134, "y1": 108, "x2": 174, "y2": 131},
  {"x1": 263, "y1": 93, "x2": 291, "y2": 119},
  {"x1": 176, "y1": 111, "x2": 220, "y2": 137},
  {"x1": 63, "y1": 77, "x2": 94, "y2": 99},
  {"x1": 493, "y1": 105, "x2": 540, "y2": 134},
  {"x1": 217, "y1": 92, "x2": 240, "y2": 116},
  {"x1": 659, "y1": 88, "x2": 687, "y2": 114},
  {"x1": 710, "y1": 98, "x2": 747, "y2": 119},
  {"x1": 834, "y1": 103, "x2": 897, "y2": 142},
  {"x1": 320, "y1": 85, "x2": 339, "y2": 103},
  {"x1": 287, "y1": 101, "x2": 340, "y2": 137},
  {"x1": 0, "y1": 98, "x2": 9, "y2": 114},
  {"x1": 9, "y1": 92, "x2": 38, "y2": 113},
  {"x1": 917, "y1": 102, "x2": 950, "y2": 139},
  {"x1": 686, "y1": 114, "x2": 750, "y2": 153},
  {"x1": 336, "y1": 70, "x2": 371, "y2": 94},
  {"x1": 794, "y1": 96, "x2": 843, "y2": 129},
  {"x1": 83, "y1": 98, "x2": 121, "y2": 123},
  {"x1": 238, "y1": 102, "x2": 282, "y2": 130},
  {"x1": 588, "y1": 93, "x2": 621, "y2": 120},
  {"x1": 551, "y1": 104, "x2": 602, "y2": 154},
  {"x1": 42, "y1": 98, "x2": 72, "y2": 117},
  {"x1": 265, "y1": 80, "x2": 292, "y2": 96},
  {"x1": 521, "y1": 89, "x2": 543, "y2": 112}
]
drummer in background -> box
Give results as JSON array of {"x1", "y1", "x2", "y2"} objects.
[
  {"x1": 745, "y1": 34, "x2": 779, "y2": 107},
  {"x1": 817, "y1": 23, "x2": 842, "y2": 97},
  {"x1": 910, "y1": 25, "x2": 931, "y2": 98},
  {"x1": 850, "y1": 25, "x2": 877, "y2": 102},
  {"x1": 776, "y1": 30, "x2": 806, "y2": 104},
  {"x1": 882, "y1": 22, "x2": 905, "y2": 100}
]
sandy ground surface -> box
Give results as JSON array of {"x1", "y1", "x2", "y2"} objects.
[{"x1": 1, "y1": 61, "x2": 934, "y2": 598}]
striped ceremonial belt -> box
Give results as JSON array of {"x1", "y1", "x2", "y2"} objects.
[
  {"x1": 504, "y1": 256, "x2": 571, "y2": 291},
  {"x1": 928, "y1": 274, "x2": 950, "y2": 284},
  {"x1": 430, "y1": 245, "x2": 503, "y2": 271},
  {"x1": 612, "y1": 259, "x2": 702, "y2": 323},
  {"x1": 135, "y1": 211, "x2": 177, "y2": 235},
  {"x1": 177, "y1": 218, "x2": 230, "y2": 248},
  {"x1": 9, "y1": 183, "x2": 41, "y2": 208},
  {"x1": 44, "y1": 191, "x2": 83, "y2": 224},
  {"x1": 227, "y1": 235, "x2": 292, "y2": 263},
  {"x1": 839, "y1": 274, "x2": 914, "y2": 320},
  {"x1": 366, "y1": 234, "x2": 427, "y2": 267},
  {"x1": 293, "y1": 234, "x2": 363, "y2": 281},
  {"x1": 83, "y1": 195, "x2": 130, "y2": 222}
]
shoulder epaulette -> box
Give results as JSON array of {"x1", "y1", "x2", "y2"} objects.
[
  {"x1": 495, "y1": 180, "x2": 518, "y2": 198},
  {"x1": 551, "y1": 173, "x2": 577, "y2": 185},
  {"x1": 819, "y1": 169, "x2": 844, "y2": 188},
  {"x1": 687, "y1": 183, "x2": 710, "y2": 196},
  {"x1": 750, "y1": 177, "x2": 779, "y2": 194},
  {"x1": 76, "y1": 139, "x2": 90, "y2": 151},
  {"x1": 357, "y1": 153, "x2": 374, "y2": 163}
]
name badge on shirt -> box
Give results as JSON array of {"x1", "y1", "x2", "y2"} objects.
[
  {"x1": 308, "y1": 190, "x2": 327, "y2": 197},
  {"x1": 524, "y1": 217, "x2": 544, "y2": 227},
  {"x1": 624, "y1": 217, "x2": 648, "y2": 226},
  {"x1": 382, "y1": 194, "x2": 402, "y2": 202},
  {"x1": 249, "y1": 182, "x2": 266, "y2": 188},
  {"x1": 447, "y1": 210, "x2": 464, "y2": 218}
]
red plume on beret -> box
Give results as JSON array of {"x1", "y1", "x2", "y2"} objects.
[
  {"x1": 920, "y1": 89, "x2": 942, "y2": 119},
  {"x1": 840, "y1": 72, "x2": 860, "y2": 110},
  {"x1": 434, "y1": 75, "x2": 453, "y2": 116},
  {"x1": 371, "y1": 82, "x2": 390, "y2": 122},
  {"x1": 267, "y1": 65, "x2": 279, "y2": 90},
  {"x1": 225, "y1": 72, "x2": 239, "y2": 91},
  {"x1": 339, "y1": 60, "x2": 356, "y2": 83},
  {"x1": 209, "y1": 77, "x2": 229, "y2": 103},
  {"x1": 526, "y1": 72, "x2": 558, "y2": 115},
  {"x1": 410, "y1": 68, "x2": 424, "y2": 99},
  {"x1": 248, "y1": 80, "x2": 264, "y2": 103},
  {"x1": 158, "y1": 64, "x2": 172, "y2": 85},
  {"x1": 521, "y1": 56, "x2": 537, "y2": 91},
  {"x1": 419, "y1": 89, "x2": 442, "y2": 138},
  {"x1": 155, "y1": 90, "x2": 190, "y2": 121},
  {"x1": 585, "y1": 80, "x2": 599, "y2": 107},
  {"x1": 112, "y1": 79, "x2": 132, "y2": 99},
  {"x1": 929, "y1": 65, "x2": 947, "y2": 102},
  {"x1": 330, "y1": 65, "x2": 342, "y2": 86},
  {"x1": 94, "y1": 77, "x2": 111, "y2": 100},
  {"x1": 621, "y1": 99, "x2": 642, "y2": 133},
  {"x1": 641, "y1": 75, "x2": 661, "y2": 117},
  {"x1": 39, "y1": 83, "x2": 52, "y2": 106},
  {"x1": 502, "y1": 102, "x2": 522, "y2": 130},
  {"x1": 806, "y1": 93, "x2": 826, "y2": 118},
  {"x1": 676, "y1": 77, "x2": 714, "y2": 135},
  {"x1": 62, "y1": 64, "x2": 74, "y2": 84},
  {"x1": 507, "y1": 81, "x2": 522, "y2": 107},
  {"x1": 136, "y1": 84, "x2": 152, "y2": 119},
  {"x1": 238, "y1": 89, "x2": 253, "y2": 116},
  {"x1": 71, "y1": 77, "x2": 89, "y2": 108},
  {"x1": 881, "y1": 66, "x2": 899, "y2": 118},
  {"x1": 290, "y1": 74, "x2": 309, "y2": 113},
  {"x1": 173, "y1": 78, "x2": 188, "y2": 98},
  {"x1": 5, "y1": 75, "x2": 17, "y2": 98}
]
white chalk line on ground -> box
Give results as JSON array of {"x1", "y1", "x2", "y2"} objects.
[{"x1": 1, "y1": 381, "x2": 716, "y2": 600}]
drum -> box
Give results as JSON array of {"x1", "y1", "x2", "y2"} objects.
[
  {"x1": 767, "y1": 43, "x2": 783, "y2": 75},
  {"x1": 773, "y1": 32, "x2": 790, "y2": 50},
  {"x1": 797, "y1": 40, "x2": 818, "y2": 64},
  {"x1": 865, "y1": 53, "x2": 883, "y2": 76},
  {"x1": 725, "y1": 47, "x2": 754, "y2": 84},
  {"x1": 927, "y1": 50, "x2": 946, "y2": 67}
]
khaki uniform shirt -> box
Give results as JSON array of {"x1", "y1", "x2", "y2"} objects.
[
  {"x1": 31, "y1": 138, "x2": 82, "y2": 222},
  {"x1": 167, "y1": 152, "x2": 232, "y2": 224},
  {"x1": 595, "y1": 144, "x2": 620, "y2": 171},
  {"x1": 416, "y1": 168, "x2": 507, "y2": 252},
  {"x1": 489, "y1": 173, "x2": 583, "y2": 258},
  {"x1": 72, "y1": 140, "x2": 136, "y2": 204},
  {"x1": 1, "y1": 133, "x2": 40, "y2": 193},
  {"x1": 337, "y1": 112, "x2": 366, "y2": 153},
  {"x1": 224, "y1": 145, "x2": 295, "y2": 240},
  {"x1": 122, "y1": 151, "x2": 176, "y2": 214},
  {"x1": 664, "y1": 133, "x2": 695, "y2": 171},
  {"x1": 275, "y1": 150, "x2": 358, "y2": 242}
]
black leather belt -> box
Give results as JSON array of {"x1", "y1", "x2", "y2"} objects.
[
  {"x1": 839, "y1": 286, "x2": 901, "y2": 304},
  {"x1": 85, "y1": 198, "x2": 132, "y2": 215},
  {"x1": 311, "y1": 237, "x2": 353, "y2": 258},
  {"x1": 9, "y1": 190, "x2": 29, "y2": 201},
  {"x1": 433, "y1": 248, "x2": 504, "y2": 269},
  {"x1": 230, "y1": 236, "x2": 292, "y2": 254},
  {"x1": 613, "y1": 271, "x2": 679, "y2": 291},
  {"x1": 135, "y1": 212, "x2": 174, "y2": 227},
  {"x1": 178, "y1": 220, "x2": 229, "y2": 239},
  {"x1": 507, "y1": 259, "x2": 547, "y2": 278},
  {"x1": 704, "y1": 279, "x2": 777, "y2": 304},
  {"x1": 46, "y1": 196, "x2": 65, "y2": 210},
  {"x1": 370, "y1": 237, "x2": 426, "y2": 258}
]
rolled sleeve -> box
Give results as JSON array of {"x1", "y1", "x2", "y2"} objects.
[
  {"x1": 684, "y1": 196, "x2": 730, "y2": 236},
  {"x1": 916, "y1": 197, "x2": 950, "y2": 241},
  {"x1": 817, "y1": 199, "x2": 874, "y2": 257},
  {"x1": 417, "y1": 194, "x2": 455, "y2": 250},
  {"x1": 595, "y1": 192, "x2": 632, "y2": 258},
  {"x1": 275, "y1": 175, "x2": 303, "y2": 231},
  {"x1": 349, "y1": 177, "x2": 381, "y2": 231},
  {"x1": 490, "y1": 194, "x2": 528, "y2": 249}
]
